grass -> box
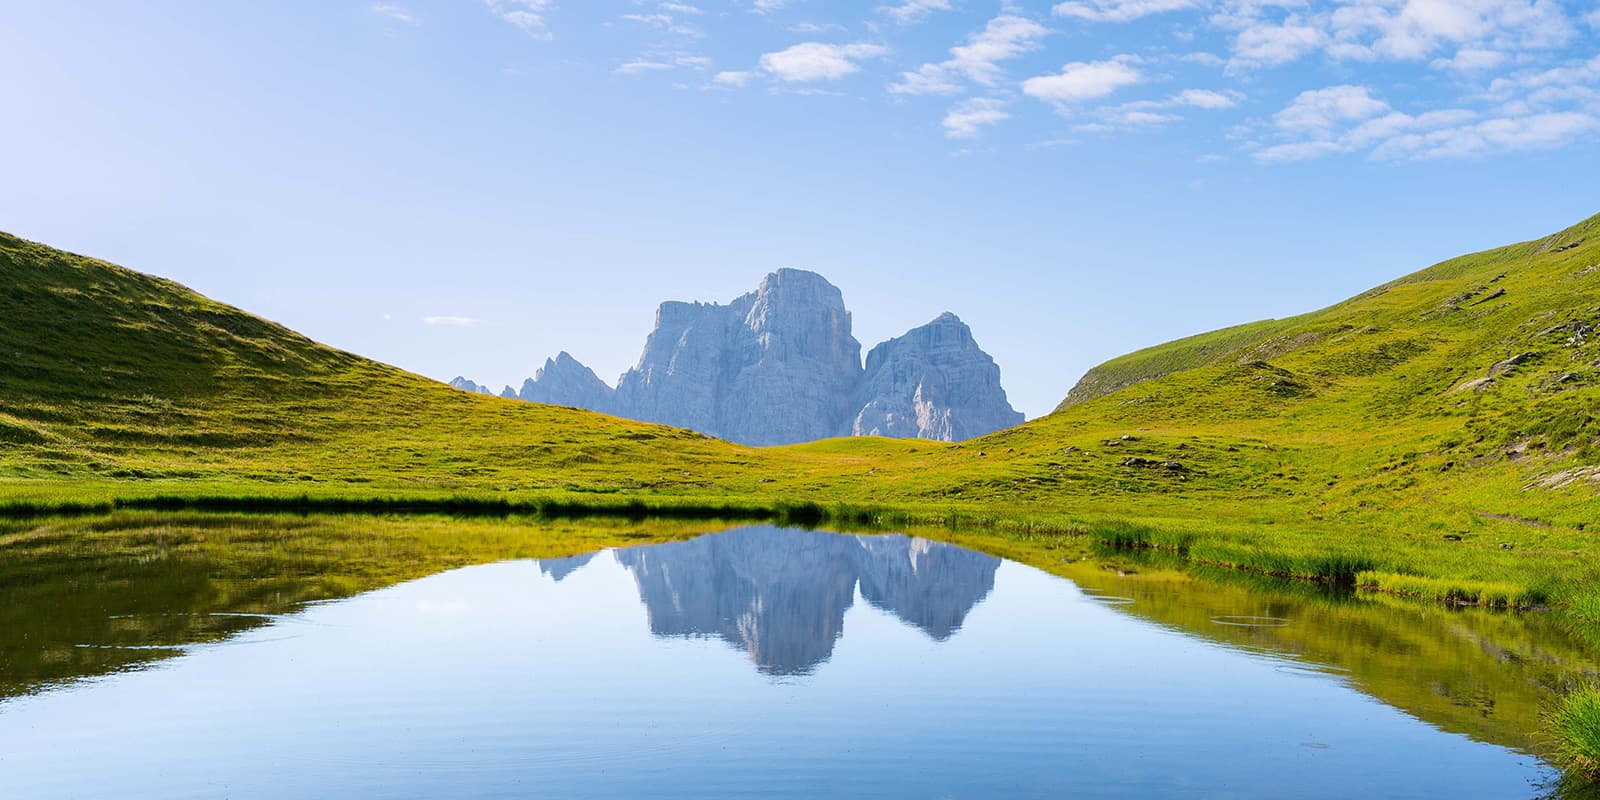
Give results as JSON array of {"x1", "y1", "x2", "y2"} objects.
[{"x1": 1551, "y1": 688, "x2": 1600, "y2": 784}]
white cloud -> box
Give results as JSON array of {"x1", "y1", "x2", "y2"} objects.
[
  {"x1": 659, "y1": 2, "x2": 703, "y2": 13},
  {"x1": 1023, "y1": 58, "x2": 1144, "y2": 103},
  {"x1": 616, "y1": 54, "x2": 712, "y2": 76},
  {"x1": 1254, "y1": 139, "x2": 1346, "y2": 161},
  {"x1": 788, "y1": 22, "x2": 847, "y2": 33},
  {"x1": 615, "y1": 59, "x2": 675, "y2": 75},
  {"x1": 714, "y1": 71, "x2": 756, "y2": 87},
  {"x1": 1484, "y1": 54, "x2": 1600, "y2": 103},
  {"x1": 1273, "y1": 84, "x2": 1390, "y2": 134},
  {"x1": 1229, "y1": 16, "x2": 1327, "y2": 70},
  {"x1": 1053, "y1": 0, "x2": 1199, "y2": 23},
  {"x1": 1372, "y1": 111, "x2": 1600, "y2": 158},
  {"x1": 759, "y1": 42, "x2": 889, "y2": 81},
  {"x1": 753, "y1": 0, "x2": 789, "y2": 13},
  {"x1": 1088, "y1": 108, "x2": 1180, "y2": 129},
  {"x1": 622, "y1": 9, "x2": 703, "y2": 36},
  {"x1": 1078, "y1": 89, "x2": 1241, "y2": 132},
  {"x1": 1327, "y1": 0, "x2": 1574, "y2": 62},
  {"x1": 1174, "y1": 88, "x2": 1243, "y2": 108},
  {"x1": 1217, "y1": 0, "x2": 1578, "y2": 71},
  {"x1": 882, "y1": 0, "x2": 953, "y2": 24},
  {"x1": 1249, "y1": 82, "x2": 1594, "y2": 162},
  {"x1": 370, "y1": 3, "x2": 418, "y2": 26},
  {"x1": 943, "y1": 98, "x2": 1011, "y2": 138},
  {"x1": 1180, "y1": 52, "x2": 1227, "y2": 67},
  {"x1": 486, "y1": 0, "x2": 555, "y2": 39},
  {"x1": 1430, "y1": 47, "x2": 1508, "y2": 71},
  {"x1": 424, "y1": 316, "x2": 480, "y2": 327},
  {"x1": 890, "y1": 15, "x2": 1050, "y2": 95}
]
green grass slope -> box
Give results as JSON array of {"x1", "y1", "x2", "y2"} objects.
[{"x1": 0, "y1": 231, "x2": 781, "y2": 491}]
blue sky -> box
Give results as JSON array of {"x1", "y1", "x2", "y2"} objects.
[{"x1": 2, "y1": 1, "x2": 1597, "y2": 417}]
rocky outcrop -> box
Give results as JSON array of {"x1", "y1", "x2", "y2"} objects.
[
  {"x1": 519, "y1": 352, "x2": 617, "y2": 413},
  {"x1": 852, "y1": 312, "x2": 1024, "y2": 441},
  {"x1": 447, "y1": 376, "x2": 493, "y2": 395},
  {"x1": 466, "y1": 269, "x2": 1022, "y2": 445}
]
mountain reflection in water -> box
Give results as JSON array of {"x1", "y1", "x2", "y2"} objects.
[{"x1": 543, "y1": 527, "x2": 1000, "y2": 675}]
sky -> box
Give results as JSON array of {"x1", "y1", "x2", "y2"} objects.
[{"x1": 2, "y1": 1, "x2": 1598, "y2": 418}]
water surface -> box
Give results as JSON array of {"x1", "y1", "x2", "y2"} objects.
[{"x1": 0, "y1": 522, "x2": 1586, "y2": 798}]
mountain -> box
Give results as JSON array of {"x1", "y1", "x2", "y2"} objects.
[
  {"x1": 520, "y1": 352, "x2": 616, "y2": 413},
  {"x1": 486, "y1": 269, "x2": 1023, "y2": 445},
  {"x1": 853, "y1": 312, "x2": 1025, "y2": 441}
]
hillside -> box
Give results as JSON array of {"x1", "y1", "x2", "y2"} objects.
[{"x1": 0, "y1": 231, "x2": 781, "y2": 492}]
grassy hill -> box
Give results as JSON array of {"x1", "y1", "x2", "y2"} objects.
[{"x1": 2, "y1": 217, "x2": 1599, "y2": 621}]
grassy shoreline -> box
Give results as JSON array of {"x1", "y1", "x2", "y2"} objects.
[{"x1": 4, "y1": 480, "x2": 1593, "y2": 622}]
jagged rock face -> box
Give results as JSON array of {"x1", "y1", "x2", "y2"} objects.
[
  {"x1": 718, "y1": 269, "x2": 863, "y2": 444},
  {"x1": 520, "y1": 352, "x2": 616, "y2": 413},
  {"x1": 447, "y1": 376, "x2": 493, "y2": 395},
  {"x1": 499, "y1": 385, "x2": 518, "y2": 399},
  {"x1": 852, "y1": 312, "x2": 1024, "y2": 442},
  {"x1": 613, "y1": 301, "x2": 729, "y2": 436},
  {"x1": 613, "y1": 269, "x2": 863, "y2": 445},
  {"x1": 497, "y1": 269, "x2": 1022, "y2": 445}
]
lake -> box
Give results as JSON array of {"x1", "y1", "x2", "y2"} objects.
[{"x1": 0, "y1": 516, "x2": 1592, "y2": 798}]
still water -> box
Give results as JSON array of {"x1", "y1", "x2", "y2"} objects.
[{"x1": 0, "y1": 524, "x2": 1578, "y2": 798}]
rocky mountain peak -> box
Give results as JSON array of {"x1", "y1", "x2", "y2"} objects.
[
  {"x1": 853, "y1": 312, "x2": 1023, "y2": 442},
  {"x1": 447, "y1": 376, "x2": 493, "y2": 395},
  {"x1": 465, "y1": 270, "x2": 1023, "y2": 445},
  {"x1": 520, "y1": 351, "x2": 616, "y2": 412}
]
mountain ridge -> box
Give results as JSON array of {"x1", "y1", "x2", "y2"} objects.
[{"x1": 465, "y1": 269, "x2": 1023, "y2": 445}]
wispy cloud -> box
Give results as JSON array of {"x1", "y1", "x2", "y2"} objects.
[
  {"x1": 370, "y1": 3, "x2": 419, "y2": 27},
  {"x1": 486, "y1": 0, "x2": 555, "y2": 39},
  {"x1": 759, "y1": 42, "x2": 889, "y2": 82},
  {"x1": 1053, "y1": 0, "x2": 1198, "y2": 24},
  {"x1": 622, "y1": 2, "x2": 705, "y2": 37},
  {"x1": 423, "y1": 316, "x2": 480, "y2": 327},
  {"x1": 615, "y1": 59, "x2": 676, "y2": 75},
  {"x1": 1247, "y1": 82, "x2": 1597, "y2": 162},
  {"x1": 943, "y1": 98, "x2": 1011, "y2": 138},
  {"x1": 890, "y1": 15, "x2": 1050, "y2": 96},
  {"x1": 881, "y1": 0, "x2": 953, "y2": 25},
  {"x1": 713, "y1": 70, "x2": 757, "y2": 87},
  {"x1": 615, "y1": 54, "x2": 712, "y2": 76}
]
